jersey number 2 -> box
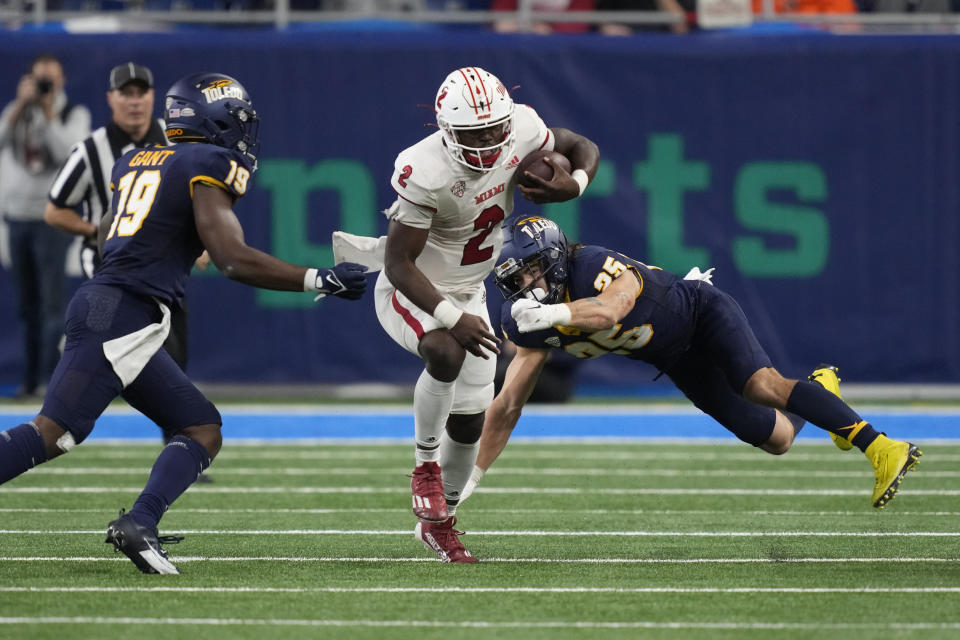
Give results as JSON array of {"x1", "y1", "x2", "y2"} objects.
[{"x1": 461, "y1": 205, "x2": 505, "y2": 266}]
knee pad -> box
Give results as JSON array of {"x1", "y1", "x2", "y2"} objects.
[
  {"x1": 446, "y1": 413, "x2": 484, "y2": 444},
  {"x1": 449, "y1": 353, "x2": 496, "y2": 415}
]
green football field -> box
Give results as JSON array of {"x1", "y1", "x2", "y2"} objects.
[{"x1": 1, "y1": 440, "x2": 958, "y2": 639}]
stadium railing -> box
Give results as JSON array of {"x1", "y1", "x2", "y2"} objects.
[{"x1": 3, "y1": 0, "x2": 960, "y2": 34}]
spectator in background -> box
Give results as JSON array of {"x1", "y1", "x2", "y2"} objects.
[
  {"x1": 751, "y1": 0, "x2": 855, "y2": 13},
  {"x1": 492, "y1": 0, "x2": 595, "y2": 34},
  {"x1": 596, "y1": 0, "x2": 690, "y2": 35},
  {"x1": 859, "y1": 0, "x2": 948, "y2": 12},
  {"x1": 0, "y1": 54, "x2": 91, "y2": 399},
  {"x1": 45, "y1": 64, "x2": 167, "y2": 294}
]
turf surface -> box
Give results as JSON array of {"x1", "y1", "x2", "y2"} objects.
[{"x1": 1, "y1": 440, "x2": 958, "y2": 639}]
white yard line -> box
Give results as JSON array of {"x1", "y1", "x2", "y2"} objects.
[
  {"x1": 3, "y1": 486, "x2": 958, "y2": 496},
  {"x1": 1, "y1": 556, "x2": 956, "y2": 564},
  {"x1": 2, "y1": 528, "x2": 959, "y2": 536},
  {"x1": 66, "y1": 449, "x2": 960, "y2": 463},
  {"x1": 19, "y1": 466, "x2": 960, "y2": 478},
  {"x1": 4, "y1": 402, "x2": 960, "y2": 415},
  {"x1": 1, "y1": 586, "x2": 959, "y2": 594},
  {"x1": 2, "y1": 507, "x2": 958, "y2": 517},
  {"x1": 0, "y1": 616, "x2": 958, "y2": 630}
]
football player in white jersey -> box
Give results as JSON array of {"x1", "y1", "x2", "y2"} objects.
[{"x1": 372, "y1": 67, "x2": 599, "y2": 562}]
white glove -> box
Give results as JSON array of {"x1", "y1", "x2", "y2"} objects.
[
  {"x1": 511, "y1": 298, "x2": 572, "y2": 333},
  {"x1": 683, "y1": 266, "x2": 715, "y2": 285},
  {"x1": 460, "y1": 465, "x2": 485, "y2": 503}
]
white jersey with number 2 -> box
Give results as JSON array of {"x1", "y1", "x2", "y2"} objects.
[{"x1": 385, "y1": 104, "x2": 552, "y2": 295}]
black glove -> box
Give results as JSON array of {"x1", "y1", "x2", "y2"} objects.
[{"x1": 315, "y1": 262, "x2": 368, "y2": 300}]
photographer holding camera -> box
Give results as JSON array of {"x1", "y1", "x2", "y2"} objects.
[{"x1": 0, "y1": 54, "x2": 90, "y2": 398}]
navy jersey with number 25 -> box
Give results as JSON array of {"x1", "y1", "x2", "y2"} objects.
[
  {"x1": 502, "y1": 245, "x2": 700, "y2": 371},
  {"x1": 95, "y1": 143, "x2": 253, "y2": 306},
  {"x1": 501, "y1": 244, "x2": 779, "y2": 445}
]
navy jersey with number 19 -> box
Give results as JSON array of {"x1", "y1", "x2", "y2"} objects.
[{"x1": 94, "y1": 143, "x2": 253, "y2": 306}]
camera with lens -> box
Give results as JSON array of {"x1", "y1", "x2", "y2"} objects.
[{"x1": 35, "y1": 78, "x2": 53, "y2": 95}]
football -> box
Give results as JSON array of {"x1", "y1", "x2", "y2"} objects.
[{"x1": 517, "y1": 149, "x2": 572, "y2": 187}]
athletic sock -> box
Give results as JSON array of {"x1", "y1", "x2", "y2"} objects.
[
  {"x1": 786, "y1": 380, "x2": 879, "y2": 451},
  {"x1": 439, "y1": 431, "x2": 479, "y2": 516},
  {"x1": 413, "y1": 370, "x2": 455, "y2": 464},
  {"x1": 0, "y1": 423, "x2": 48, "y2": 484},
  {"x1": 847, "y1": 421, "x2": 881, "y2": 452},
  {"x1": 128, "y1": 435, "x2": 210, "y2": 530}
]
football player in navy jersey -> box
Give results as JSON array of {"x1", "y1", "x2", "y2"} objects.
[
  {"x1": 463, "y1": 215, "x2": 921, "y2": 511},
  {"x1": 0, "y1": 72, "x2": 368, "y2": 574}
]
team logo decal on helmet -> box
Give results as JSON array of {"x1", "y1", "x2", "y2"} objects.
[
  {"x1": 495, "y1": 216, "x2": 569, "y2": 304},
  {"x1": 163, "y1": 72, "x2": 261, "y2": 169},
  {"x1": 435, "y1": 67, "x2": 516, "y2": 173},
  {"x1": 200, "y1": 78, "x2": 246, "y2": 103}
]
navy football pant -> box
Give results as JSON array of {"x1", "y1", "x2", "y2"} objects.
[
  {"x1": 665, "y1": 286, "x2": 776, "y2": 446},
  {"x1": 40, "y1": 284, "x2": 220, "y2": 443}
]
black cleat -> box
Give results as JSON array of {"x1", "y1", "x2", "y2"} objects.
[{"x1": 105, "y1": 509, "x2": 184, "y2": 574}]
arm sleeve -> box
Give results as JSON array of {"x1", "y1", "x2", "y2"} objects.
[
  {"x1": 48, "y1": 142, "x2": 90, "y2": 208},
  {"x1": 0, "y1": 102, "x2": 16, "y2": 148}
]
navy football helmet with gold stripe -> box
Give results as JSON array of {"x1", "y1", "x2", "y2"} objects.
[
  {"x1": 495, "y1": 215, "x2": 569, "y2": 304},
  {"x1": 164, "y1": 72, "x2": 260, "y2": 168}
]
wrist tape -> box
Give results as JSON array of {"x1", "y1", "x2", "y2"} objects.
[{"x1": 433, "y1": 299, "x2": 463, "y2": 329}]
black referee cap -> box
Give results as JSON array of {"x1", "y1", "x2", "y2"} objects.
[{"x1": 109, "y1": 62, "x2": 154, "y2": 91}]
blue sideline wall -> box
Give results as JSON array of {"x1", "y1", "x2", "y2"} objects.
[{"x1": 1, "y1": 31, "x2": 958, "y2": 388}]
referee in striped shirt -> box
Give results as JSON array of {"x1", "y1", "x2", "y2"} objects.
[{"x1": 45, "y1": 63, "x2": 166, "y2": 279}]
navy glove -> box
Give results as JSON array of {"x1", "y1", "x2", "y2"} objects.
[{"x1": 315, "y1": 262, "x2": 368, "y2": 300}]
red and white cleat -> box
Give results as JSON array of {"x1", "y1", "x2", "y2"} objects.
[
  {"x1": 414, "y1": 516, "x2": 478, "y2": 563},
  {"x1": 410, "y1": 461, "x2": 447, "y2": 522}
]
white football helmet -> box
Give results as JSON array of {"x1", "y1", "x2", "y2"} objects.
[{"x1": 435, "y1": 67, "x2": 516, "y2": 172}]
